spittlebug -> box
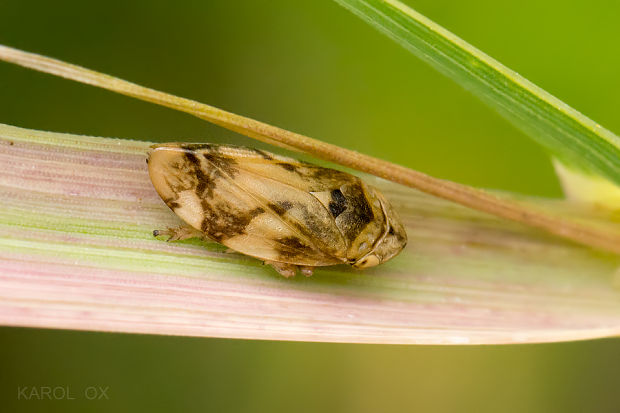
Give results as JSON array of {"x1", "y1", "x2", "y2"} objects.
[{"x1": 147, "y1": 143, "x2": 407, "y2": 277}]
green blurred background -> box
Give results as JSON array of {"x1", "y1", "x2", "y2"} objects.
[{"x1": 1, "y1": 0, "x2": 619, "y2": 411}]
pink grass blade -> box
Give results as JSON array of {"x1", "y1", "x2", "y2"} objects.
[{"x1": 0, "y1": 123, "x2": 619, "y2": 344}]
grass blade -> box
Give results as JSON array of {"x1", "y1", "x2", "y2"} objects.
[
  {"x1": 334, "y1": 0, "x2": 620, "y2": 186},
  {"x1": 554, "y1": 160, "x2": 620, "y2": 207},
  {"x1": 1, "y1": 123, "x2": 619, "y2": 344}
]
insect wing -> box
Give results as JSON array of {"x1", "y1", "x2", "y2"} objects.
[{"x1": 148, "y1": 144, "x2": 347, "y2": 266}]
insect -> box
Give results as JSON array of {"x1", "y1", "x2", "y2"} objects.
[{"x1": 147, "y1": 143, "x2": 407, "y2": 277}]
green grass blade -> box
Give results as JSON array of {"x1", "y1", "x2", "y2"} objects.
[
  {"x1": 554, "y1": 160, "x2": 620, "y2": 207},
  {"x1": 334, "y1": 0, "x2": 620, "y2": 186}
]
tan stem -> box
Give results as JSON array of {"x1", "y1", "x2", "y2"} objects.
[{"x1": 0, "y1": 44, "x2": 618, "y2": 254}]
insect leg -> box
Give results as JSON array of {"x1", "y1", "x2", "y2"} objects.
[
  {"x1": 264, "y1": 261, "x2": 298, "y2": 278},
  {"x1": 153, "y1": 225, "x2": 205, "y2": 242},
  {"x1": 299, "y1": 266, "x2": 315, "y2": 277}
]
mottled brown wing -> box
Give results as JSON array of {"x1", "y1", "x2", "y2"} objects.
[
  {"x1": 213, "y1": 145, "x2": 386, "y2": 261},
  {"x1": 148, "y1": 143, "x2": 352, "y2": 266}
]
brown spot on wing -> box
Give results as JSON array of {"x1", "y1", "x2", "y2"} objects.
[
  {"x1": 277, "y1": 162, "x2": 297, "y2": 172},
  {"x1": 167, "y1": 148, "x2": 239, "y2": 200},
  {"x1": 252, "y1": 149, "x2": 274, "y2": 160},
  {"x1": 267, "y1": 200, "x2": 294, "y2": 216},
  {"x1": 310, "y1": 166, "x2": 353, "y2": 183},
  {"x1": 183, "y1": 152, "x2": 214, "y2": 198},
  {"x1": 275, "y1": 236, "x2": 318, "y2": 260},
  {"x1": 180, "y1": 143, "x2": 217, "y2": 151},
  {"x1": 203, "y1": 153, "x2": 239, "y2": 178},
  {"x1": 337, "y1": 182, "x2": 375, "y2": 240},
  {"x1": 328, "y1": 188, "x2": 347, "y2": 218},
  {"x1": 200, "y1": 203, "x2": 265, "y2": 242}
]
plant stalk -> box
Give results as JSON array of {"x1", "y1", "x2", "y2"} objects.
[{"x1": 0, "y1": 44, "x2": 618, "y2": 254}]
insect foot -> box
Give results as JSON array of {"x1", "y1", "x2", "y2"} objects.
[
  {"x1": 153, "y1": 225, "x2": 204, "y2": 242},
  {"x1": 264, "y1": 261, "x2": 300, "y2": 278},
  {"x1": 299, "y1": 266, "x2": 315, "y2": 277}
]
